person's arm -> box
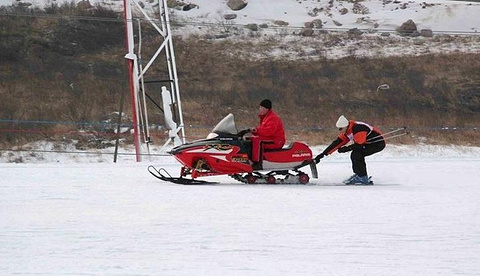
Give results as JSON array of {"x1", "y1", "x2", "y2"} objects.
[
  {"x1": 323, "y1": 134, "x2": 349, "y2": 155},
  {"x1": 314, "y1": 134, "x2": 349, "y2": 163},
  {"x1": 253, "y1": 116, "x2": 279, "y2": 137}
]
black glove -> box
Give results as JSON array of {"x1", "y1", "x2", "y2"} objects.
[
  {"x1": 314, "y1": 153, "x2": 325, "y2": 164},
  {"x1": 237, "y1": 129, "x2": 250, "y2": 137},
  {"x1": 338, "y1": 145, "x2": 353, "y2": 153}
]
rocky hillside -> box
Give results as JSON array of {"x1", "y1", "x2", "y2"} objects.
[{"x1": 0, "y1": 2, "x2": 479, "y2": 147}]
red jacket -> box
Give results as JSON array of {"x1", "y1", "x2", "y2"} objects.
[{"x1": 254, "y1": 109, "x2": 286, "y2": 147}]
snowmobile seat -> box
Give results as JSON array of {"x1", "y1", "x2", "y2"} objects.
[{"x1": 264, "y1": 142, "x2": 294, "y2": 153}]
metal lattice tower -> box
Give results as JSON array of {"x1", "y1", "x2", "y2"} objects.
[{"x1": 123, "y1": 0, "x2": 185, "y2": 161}]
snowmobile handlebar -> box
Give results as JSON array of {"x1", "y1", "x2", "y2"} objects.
[{"x1": 237, "y1": 129, "x2": 251, "y2": 137}]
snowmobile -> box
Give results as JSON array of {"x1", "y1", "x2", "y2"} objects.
[{"x1": 149, "y1": 113, "x2": 318, "y2": 184}]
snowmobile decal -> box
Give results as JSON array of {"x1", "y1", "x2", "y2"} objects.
[
  {"x1": 204, "y1": 144, "x2": 233, "y2": 151},
  {"x1": 292, "y1": 150, "x2": 311, "y2": 158}
]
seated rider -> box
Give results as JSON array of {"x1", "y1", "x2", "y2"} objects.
[{"x1": 248, "y1": 99, "x2": 286, "y2": 169}]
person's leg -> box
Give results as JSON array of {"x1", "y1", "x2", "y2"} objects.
[
  {"x1": 263, "y1": 140, "x2": 284, "y2": 150},
  {"x1": 350, "y1": 150, "x2": 367, "y2": 177},
  {"x1": 250, "y1": 136, "x2": 262, "y2": 162},
  {"x1": 350, "y1": 140, "x2": 386, "y2": 177},
  {"x1": 363, "y1": 140, "x2": 386, "y2": 157}
]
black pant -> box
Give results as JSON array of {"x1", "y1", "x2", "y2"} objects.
[{"x1": 350, "y1": 140, "x2": 385, "y2": 177}]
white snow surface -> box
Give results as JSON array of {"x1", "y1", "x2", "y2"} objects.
[
  {"x1": 1, "y1": 0, "x2": 480, "y2": 274},
  {"x1": 1, "y1": 144, "x2": 480, "y2": 275},
  {"x1": 170, "y1": 0, "x2": 480, "y2": 33}
]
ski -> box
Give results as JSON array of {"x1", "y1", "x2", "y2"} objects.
[{"x1": 148, "y1": 166, "x2": 217, "y2": 185}]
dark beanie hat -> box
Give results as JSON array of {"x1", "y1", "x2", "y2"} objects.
[{"x1": 260, "y1": 99, "x2": 272, "y2": 109}]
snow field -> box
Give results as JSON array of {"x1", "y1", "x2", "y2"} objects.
[{"x1": 1, "y1": 149, "x2": 480, "y2": 275}]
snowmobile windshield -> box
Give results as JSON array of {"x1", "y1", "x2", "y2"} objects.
[{"x1": 209, "y1": 113, "x2": 238, "y2": 137}]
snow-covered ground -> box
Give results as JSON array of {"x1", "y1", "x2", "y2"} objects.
[
  {"x1": 1, "y1": 0, "x2": 479, "y2": 274},
  {"x1": 2, "y1": 0, "x2": 479, "y2": 33},
  {"x1": 3, "y1": 0, "x2": 479, "y2": 59},
  {"x1": 168, "y1": 0, "x2": 480, "y2": 33},
  {"x1": 1, "y1": 144, "x2": 480, "y2": 275}
]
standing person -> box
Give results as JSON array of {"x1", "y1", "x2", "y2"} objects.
[
  {"x1": 314, "y1": 115, "x2": 385, "y2": 185},
  {"x1": 248, "y1": 99, "x2": 286, "y2": 170}
]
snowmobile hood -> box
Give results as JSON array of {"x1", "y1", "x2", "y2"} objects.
[{"x1": 169, "y1": 114, "x2": 240, "y2": 155}]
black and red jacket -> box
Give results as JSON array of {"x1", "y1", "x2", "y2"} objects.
[{"x1": 323, "y1": 120, "x2": 384, "y2": 155}]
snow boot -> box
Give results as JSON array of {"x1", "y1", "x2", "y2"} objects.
[
  {"x1": 343, "y1": 174, "x2": 357, "y2": 184},
  {"x1": 346, "y1": 175, "x2": 373, "y2": 185}
]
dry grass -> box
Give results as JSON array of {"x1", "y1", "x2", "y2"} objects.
[{"x1": 1, "y1": 9, "x2": 480, "y2": 148}]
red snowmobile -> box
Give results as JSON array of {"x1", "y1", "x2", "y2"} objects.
[{"x1": 149, "y1": 114, "x2": 318, "y2": 184}]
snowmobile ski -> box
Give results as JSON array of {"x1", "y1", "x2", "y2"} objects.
[{"x1": 148, "y1": 166, "x2": 216, "y2": 185}]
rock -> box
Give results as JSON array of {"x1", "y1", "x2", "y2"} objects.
[
  {"x1": 347, "y1": 28, "x2": 363, "y2": 36},
  {"x1": 339, "y1": 8, "x2": 348, "y2": 15},
  {"x1": 77, "y1": 0, "x2": 92, "y2": 10},
  {"x1": 224, "y1": 14, "x2": 237, "y2": 20},
  {"x1": 411, "y1": 31, "x2": 421, "y2": 37},
  {"x1": 305, "y1": 19, "x2": 323, "y2": 29},
  {"x1": 182, "y1": 3, "x2": 198, "y2": 11},
  {"x1": 227, "y1": 0, "x2": 248, "y2": 11},
  {"x1": 300, "y1": 28, "x2": 314, "y2": 37},
  {"x1": 396, "y1": 19, "x2": 417, "y2": 35},
  {"x1": 245, "y1": 24, "x2": 259, "y2": 31},
  {"x1": 273, "y1": 20, "x2": 289, "y2": 26},
  {"x1": 307, "y1": 7, "x2": 323, "y2": 17},
  {"x1": 352, "y1": 3, "x2": 369, "y2": 14},
  {"x1": 166, "y1": 0, "x2": 198, "y2": 11},
  {"x1": 420, "y1": 29, "x2": 434, "y2": 37},
  {"x1": 311, "y1": 19, "x2": 323, "y2": 29}
]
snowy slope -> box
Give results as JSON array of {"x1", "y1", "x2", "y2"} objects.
[
  {"x1": 170, "y1": 0, "x2": 480, "y2": 32},
  {"x1": 4, "y1": 0, "x2": 479, "y2": 58},
  {"x1": 2, "y1": 0, "x2": 480, "y2": 33}
]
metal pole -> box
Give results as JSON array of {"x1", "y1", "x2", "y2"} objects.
[
  {"x1": 123, "y1": 0, "x2": 142, "y2": 161},
  {"x1": 161, "y1": 0, "x2": 186, "y2": 144},
  {"x1": 113, "y1": 88, "x2": 126, "y2": 163}
]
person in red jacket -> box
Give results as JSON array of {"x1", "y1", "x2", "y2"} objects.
[
  {"x1": 248, "y1": 99, "x2": 286, "y2": 170},
  {"x1": 314, "y1": 115, "x2": 385, "y2": 185}
]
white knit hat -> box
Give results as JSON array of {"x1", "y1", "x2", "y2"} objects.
[{"x1": 335, "y1": 115, "x2": 349, "y2": 128}]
